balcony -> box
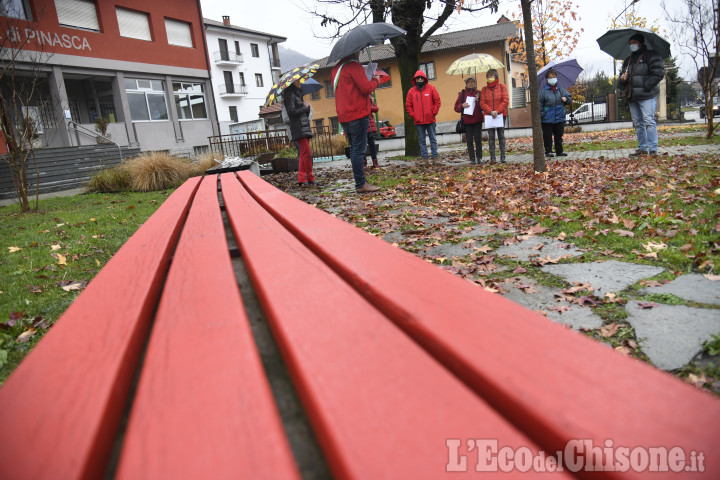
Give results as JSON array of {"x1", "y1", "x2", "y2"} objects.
[
  {"x1": 214, "y1": 50, "x2": 243, "y2": 66},
  {"x1": 218, "y1": 84, "x2": 248, "y2": 97},
  {"x1": 269, "y1": 57, "x2": 281, "y2": 70}
]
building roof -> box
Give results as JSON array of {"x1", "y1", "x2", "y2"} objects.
[
  {"x1": 203, "y1": 18, "x2": 286, "y2": 43},
  {"x1": 259, "y1": 102, "x2": 283, "y2": 117},
  {"x1": 312, "y1": 22, "x2": 518, "y2": 69}
]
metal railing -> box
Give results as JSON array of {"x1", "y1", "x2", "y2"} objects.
[
  {"x1": 208, "y1": 130, "x2": 290, "y2": 158},
  {"x1": 218, "y1": 84, "x2": 248, "y2": 95},
  {"x1": 67, "y1": 121, "x2": 123, "y2": 163},
  {"x1": 309, "y1": 126, "x2": 342, "y2": 159},
  {"x1": 213, "y1": 51, "x2": 243, "y2": 64}
]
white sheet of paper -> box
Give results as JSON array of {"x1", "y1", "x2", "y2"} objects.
[
  {"x1": 484, "y1": 114, "x2": 504, "y2": 128},
  {"x1": 364, "y1": 63, "x2": 378, "y2": 80},
  {"x1": 463, "y1": 96, "x2": 476, "y2": 115}
]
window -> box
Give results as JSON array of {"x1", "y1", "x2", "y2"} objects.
[
  {"x1": 55, "y1": 0, "x2": 99, "y2": 31},
  {"x1": 251, "y1": 43, "x2": 259, "y2": 57},
  {"x1": 116, "y1": 7, "x2": 152, "y2": 41},
  {"x1": 125, "y1": 78, "x2": 168, "y2": 121},
  {"x1": 165, "y1": 18, "x2": 192, "y2": 47},
  {"x1": 313, "y1": 119, "x2": 324, "y2": 131},
  {"x1": 311, "y1": 91, "x2": 320, "y2": 100},
  {"x1": 419, "y1": 61, "x2": 436, "y2": 80},
  {"x1": 173, "y1": 82, "x2": 207, "y2": 120},
  {"x1": 2, "y1": 0, "x2": 29, "y2": 19},
  {"x1": 255, "y1": 74, "x2": 263, "y2": 87},
  {"x1": 324, "y1": 81, "x2": 334, "y2": 98},
  {"x1": 229, "y1": 106, "x2": 238, "y2": 123},
  {"x1": 234, "y1": 41, "x2": 240, "y2": 55},
  {"x1": 223, "y1": 71, "x2": 234, "y2": 93},
  {"x1": 218, "y1": 39, "x2": 229, "y2": 60},
  {"x1": 377, "y1": 66, "x2": 392, "y2": 89},
  {"x1": 238, "y1": 72, "x2": 245, "y2": 86}
]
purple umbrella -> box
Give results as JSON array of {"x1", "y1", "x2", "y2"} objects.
[{"x1": 537, "y1": 58, "x2": 584, "y2": 90}]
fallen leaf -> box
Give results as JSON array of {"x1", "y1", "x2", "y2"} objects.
[
  {"x1": 8, "y1": 246, "x2": 21, "y2": 253},
  {"x1": 53, "y1": 253, "x2": 67, "y2": 265},
  {"x1": 549, "y1": 305, "x2": 571, "y2": 314},
  {"x1": 556, "y1": 232, "x2": 567, "y2": 241},
  {"x1": 703, "y1": 274, "x2": 720, "y2": 281},
  {"x1": 637, "y1": 302, "x2": 657, "y2": 309},
  {"x1": 686, "y1": 373, "x2": 708, "y2": 387},
  {"x1": 614, "y1": 345, "x2": 633, "y2": 356},
  {"x1": 622, "y1": 218, "x2": 636, "y2": 229},
  {"x1": 680, "y1": 244, "x2": 693, "y2": 253},
  {"x1": 60, "y1": 280, "x2": 87, "y2": 292},
  {"x1": 512, "y1": 265, "x2": 527, "y2": 274},
  {"x1": 600, "y1": 323, "x2": 620, "y2": 338},
  {"x1": 614, "y1": 229, "x2": 635, "y2": 237},
  {"x1": 17, "y1": 327, "x2": 36, "y2": 343},
  {"x1": 642, "y1": 241, "x2": 667, "y2": 252},
  {"x1": 476, "y1": 244, "x2": 493, "y2": 253},
  {"x1": 50, "y1": 244, "x2": 62, "y2": 251}
]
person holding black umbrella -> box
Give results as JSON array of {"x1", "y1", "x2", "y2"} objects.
[{"x1": 618, "y1": 33, "x2": 665, "y2": 156}]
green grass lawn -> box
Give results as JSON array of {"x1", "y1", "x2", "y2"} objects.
[{"x1": 0, "y1": 190, "x2": 171, "y2": 382}]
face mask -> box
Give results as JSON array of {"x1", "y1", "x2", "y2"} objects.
[
  {"x1": 629, "y1": 44, "x2": 640, "y2": 53},
  {"x1": 547, "y1": 78, "x2": 557, "y2": 86},
  {"x1": 415, "y1": 79, "x2": 425, "y2": 86},
  {"x1": 486, "y1": 76, "x2": 496, "y2": 82}
]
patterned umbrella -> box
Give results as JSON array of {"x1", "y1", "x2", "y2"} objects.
[
  {"x1": 264, "y1": 64, "x2": 319, "y2": 107},
  {"x1": 446, "y1": 53, "x2": 504, "y2": 76}
]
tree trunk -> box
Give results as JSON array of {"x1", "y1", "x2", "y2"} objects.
[
  {"x1": 394, "y1": 38, "x2": 421, "y2": 157},
  {"x1": 521, "y1": 0, "x2": 546, "y2": 173}
]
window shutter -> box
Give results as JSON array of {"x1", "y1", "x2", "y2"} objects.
[
  {"x1": 55, "y1": 0, "x2": 99, "y2": 31},
  {"x1": 116, "y1": 7, "x2": 152, "y2": 41},
  {"x1": 165, "y1": 18, "x2": 192, "y2": 47}
]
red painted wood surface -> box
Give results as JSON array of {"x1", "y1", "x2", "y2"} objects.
[
  {"x1": 0, "y1": 178, "x2": 201, "y2": 480},
  {"x1": 115, "y1": 176, "x2": 299, "y2": 479},
  {"x1": 237, "y1": 171, "x2": 720, "y2": 479},
  {"x1": 221, "y1": 173, "x2": 571, "y2": 479}
]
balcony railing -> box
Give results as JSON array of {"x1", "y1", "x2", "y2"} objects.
[
  {"x1": 218, "y1": 84, "x2": 248, "y2": 96},
  {"x1": 214, "y1": 51, "x2": 244, "y2": 65},
  {"x1": 269, "y1": 57, "x2": 281, "y2": 69}
]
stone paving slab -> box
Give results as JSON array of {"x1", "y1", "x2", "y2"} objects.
[
  {"x1": 463, "y1": 225, "x2": 514, "y2": 237},
  {"x1": 499, "y1": 278, "x2": 603, "y2": 330},
  {"x1": 625, "y1": 301, "x2": 720, "y2": 371},
  {"x1": 496, "y1": 236, "x2": 583, "y2": 262},
  {"x1": 542, "y1": 260, "x2": 664, "y2": 295},
  {"x1": 641, "y1": 274, "x2": 720, "y2": 306},
  {"x1": 423, "y1": 242, "x2": 475, "y2": 258}
]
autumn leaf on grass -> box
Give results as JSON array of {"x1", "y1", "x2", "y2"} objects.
[
  {"x1": 573, "y1": 230, "x2": 585, "y2": 238},
  {"x1": 603, "y1": 293, "x2": 626, "y2": 304},
  {"x1": 703, "y1": 273, "x2": 720, "y2": 281},
  {"x1": 563, "y1": 282, "x2": 594, "y2": 294},
  {"x1": 8, "y1": 246, "x2": 21, "y2": 253},
  {"x1": 577, "y1": 295, "x2": 601, "y2": 307},
  {"x1": 52, "y1": 252, "x2": 67, "y2": 265},
  {"x1": 556, "y1": 232, "x2": 567, "y2": 241},
  {"x1": 614, "y1": 345, "x2": 633, "y2": 356},
  {"x1": 623, "y1": 218, "x2": 637, "y2": 229},
  {"x1": 642, "y1": 241, "x2": 667, "y2": 253},
  {"x1": 614, "y1": 229, "x2": 635, "y2": 237},
  {"x1": 17, "y1": 327, "x2": 36, "y2": 343},
  {"x1": 526, "y1": 224, "x2": 550, "y2": 235},
  {"x1": 637, "y1": 302, "x2": 658, "y2": 309},
  {"x1": 50, "y1": 244, "x2": 62, "y2": 251},
  {"x1": 512, "y1": 265, "x2": 527, "y2": 274},
  {"x1": 475, "y1": 244, "x2": 493, "y2": 253},
  {"x1": 26, "y1": 285, "x2": 42, "y2": 294},
  {"x1": 686, "y1": 373, "x2": 708, "y2": 388},
  {"x1": 60, "y1": 280, "x2": 87, "y2": 292},
  {"x1": 599, "y1": 323, "x2": 620, "y2": 338}
]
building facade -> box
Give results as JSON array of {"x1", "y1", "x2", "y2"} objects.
[
  {"x1": 303, "y1": 20, "x2": 522, "y2": 134},
  {"x1": 203, "y1": 16, "x2": 285, "y2": 136},
  {"x1": 0, "y1": 0, "x2": 218, "y2": 156}
]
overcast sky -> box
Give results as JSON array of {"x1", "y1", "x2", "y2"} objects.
[{"x1": 199, "y1": 0, "x2": 698, "y2": 79}]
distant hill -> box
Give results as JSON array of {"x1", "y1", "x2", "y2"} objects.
[{"x1": 278, "y1": 45, "x2": 316, "y2": 72}]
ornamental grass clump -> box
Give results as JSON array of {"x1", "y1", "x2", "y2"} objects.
[
  {"x1": 86, "y1": 164, "x2": 132, "y2": 192},
  {"x1": 190, "y1": 152, "x2": 222, "y2": 176},
  {"x1": 125, "y1": 152, "x2": 192, "y2": 191}
]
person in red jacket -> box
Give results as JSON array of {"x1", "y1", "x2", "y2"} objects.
[
  {"x1": 365, "y1": 98, "x2": 380, "y2": 169},
  {"x1": 478, "y1": 68, "x2": 509, "y2": 163},
  {"x1": 331, "y1": 52, "x2": 382, "y2": 193},
  {"x1": 405, "y1": 70, "x2": 441, "y2": 159},
  {"x1": 454, "y1": 77, "x2": 484, "y2": 164}
]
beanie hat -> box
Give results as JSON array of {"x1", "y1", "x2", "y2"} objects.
[{"x1": 629, "y1": 33, "x2": 645, "y2": 44}]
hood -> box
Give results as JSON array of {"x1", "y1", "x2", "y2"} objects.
[{"x1": 411, "y1": 70, "x2": 429, "y2": 87}]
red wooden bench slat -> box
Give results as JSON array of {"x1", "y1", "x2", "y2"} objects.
[
  {"x1": 0, "y1": 178, "x2": 202, "y2": 480},
  {"x1": 115, "y1": 176, "x2": 299, "y2": 479},
  {"x1": 220, "y1": 173, "x2": 572, "y2": 479},
  {"x1": 237, "y1": 171, "x2": 720, "y2": 478}
]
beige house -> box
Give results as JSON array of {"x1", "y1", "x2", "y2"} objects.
[{"x1": 300, "y1": 19, "x2": 523, "y2": 133}]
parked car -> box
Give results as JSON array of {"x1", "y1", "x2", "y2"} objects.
[
  {"x1": 566, "y1": 102, "x2": 607, "y2": 125},
  {"x1": 699, "y1": 97, "x2": 720, "y2": 118},
  {"x1": 377, "y1": 120, "x2": 396, "y2": 138}
]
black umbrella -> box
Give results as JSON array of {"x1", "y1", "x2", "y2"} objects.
[
  {"x1": 327, "y1": 22, "x2": 406, "y2": 65},
  {"x1": 597, "y1": 27, "x2": 672, "y2": 60}
]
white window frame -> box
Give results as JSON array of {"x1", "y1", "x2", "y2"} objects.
[
  {"x1": 125, "y1": 78, "x2": 168, "y2": 122},
  {"x1": 116, "y1": 7, "x2": 152, "y2": 41},
  {"x1": 419, "y1": 61, "x2": 436, "y2": 80},
  {"x1": 165, "y1": 18, "x2": 192, "y2": 47},
  {"x1": 173, "y1": 82, "x2": 208, "y2": 120},
  {"x1": 55, "y1": 0, "x2": 99, "y2": 31},
  {"x1": 255, "y1": 73, "x2": 263, "y2": 87},
  {"x1": 250, "y1": 43, "x2": 259, "y2": 57}
]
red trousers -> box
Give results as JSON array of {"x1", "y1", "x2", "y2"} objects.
[{"x1": 296, "y1": 137, "x2": 314, "y2": 183}]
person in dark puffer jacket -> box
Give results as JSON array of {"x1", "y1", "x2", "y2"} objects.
[
  {"x1": 618, "y1": 33, "x2": 665, "y2": 156},
  {"x1": 284, "y1": 79, "x2": 315, "y2": 186},
  {"x1": 538, "y1": 69, "x2": 571, "y2": 157}
]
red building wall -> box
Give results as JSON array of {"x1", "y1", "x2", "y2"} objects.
[{"x1": 0, "y1": 0, "x2": 208, "y2": 71}]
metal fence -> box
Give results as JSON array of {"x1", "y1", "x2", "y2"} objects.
[
  {"x1": 309, "y1": 126, "x2": 340, "y2": 159},
  {"x1": 208, "y1": 130, "x2": 290, "y2": 158}
]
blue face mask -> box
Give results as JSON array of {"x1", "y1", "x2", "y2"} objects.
[
  {"x1": 547, "y1": 78, "x2": 557, "y2": 86},
  {"x1": 629, "y1": 44, "x2": 640, "y2": 53}
]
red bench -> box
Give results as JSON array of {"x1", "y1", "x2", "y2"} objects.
[{"x1": 0, "y1": 171, "x2": 718, "y2": 479}]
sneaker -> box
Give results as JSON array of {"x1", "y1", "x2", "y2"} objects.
[
  {"x1": 648, "y1": 151, "x2": 658, "y2": 156},
  {"x1": 545, "y1": 152, "x2": 554, "y2": 157},
  {"x1": 500, "y1": 159, "x2": 507, "y2": 163},
  {"x1": 356, "y1": 182, "x2": 381, "y2": 194},
  {"x1": 298, "y1": 182, "x2": 308, "y2": 188},
  {"x1": 308, "y1": 180, "x2": 318, "y2": 187},
  {"x1": 556, "y1": 152, "x2": 568, "y2": 157},
  {"x1": 629, "y1": 149, "x2": 648, "y2": 157}
]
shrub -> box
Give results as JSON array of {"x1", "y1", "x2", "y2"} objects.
[
  {"x1": 124, "y1": 152, "x2": 192, "y2": 192},
  {"x1": 190, "y1": 152, "x2": 222, "y2": 176},
  {"x1": 309, "y1": 134, "x2": 348, "y2": 156},
  {"x1": 87, "y1": 164, "x2": 132, "y2": 193}
]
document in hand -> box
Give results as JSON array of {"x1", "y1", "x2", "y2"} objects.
[
  {"x1": 364, "y1": 63, "x2": 378, "y2": 80},
  {"x1": 484, "y1": 114, "x2": 504, "y2": 128},
  {"x1": 463, "y1": 96, "x2": 476, "y2": 115}
]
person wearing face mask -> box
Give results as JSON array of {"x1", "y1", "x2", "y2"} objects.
[
  {"x1": 453, "y1": 76, "x2": 484, "y2": 164},
  {"x1": 618, "y1": 33, "x2": 665, "y2": 156},
  {"x1": 479, "y1": 68, "x2": 509, "y2": 164},
  {"x1": 538, "y1": 69, "x2": 571, "y2": 158},
  {"x1": 405, "y1": 70, "x2": 441, "y2": 159}
]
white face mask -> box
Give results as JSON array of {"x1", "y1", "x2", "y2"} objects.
[
  {"x1": 547, "y1": 78, "x2": 557, "y2": 86},
  {"x1": 629, "y1": 44, "x2": 640, "y2": 53}
]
